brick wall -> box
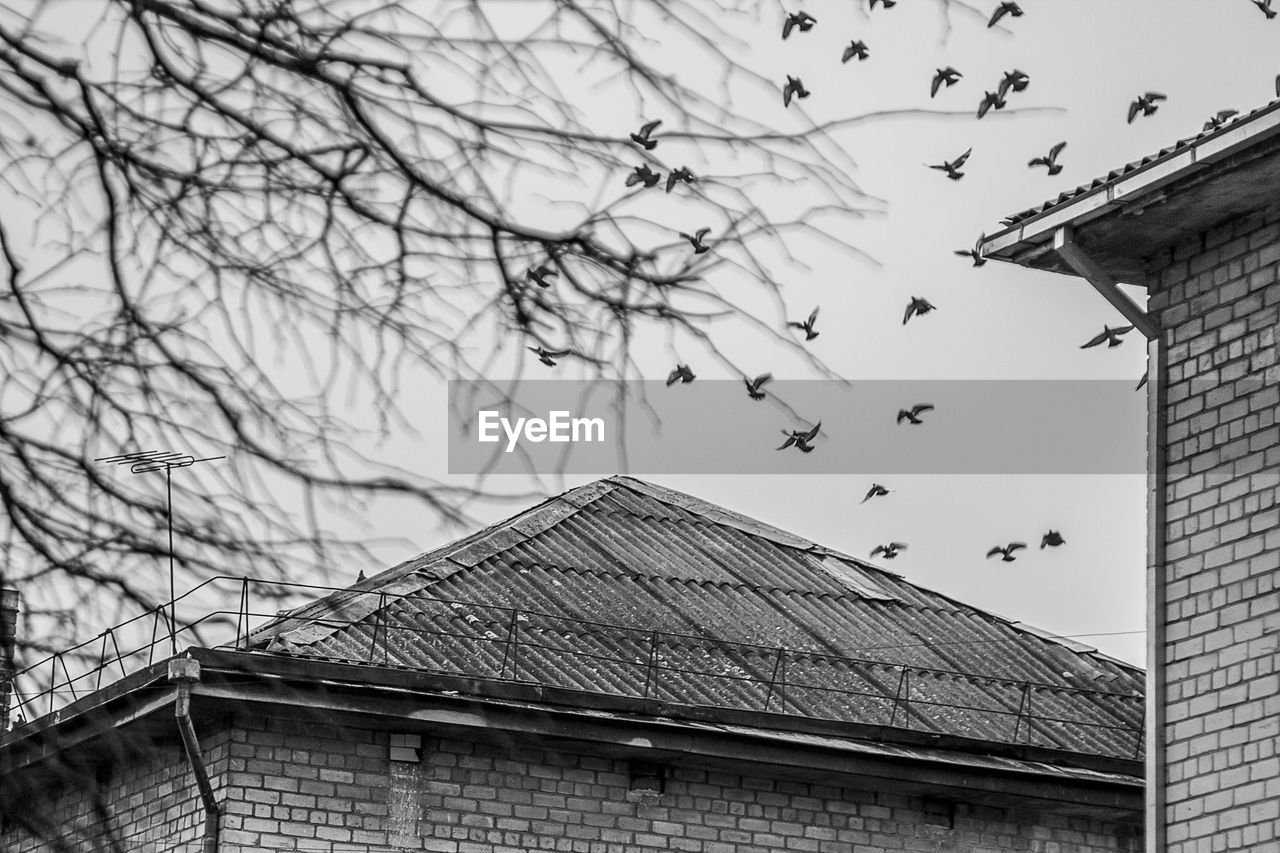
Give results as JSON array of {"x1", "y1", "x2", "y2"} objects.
[
  {"x1": 0, "y1": 724, "x2": 232, "y2": 852},
  {"x1": 1145, "y1": 203, "x2": 1280, "y2": 852},
  {"x1": 214, "y1": 709, "x2": 1139, "y2": 853},
  {"x1": 3, "y1": 707, "x2": 1143, "y2": 852}
]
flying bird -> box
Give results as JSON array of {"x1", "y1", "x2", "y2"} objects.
[
  {"x1": 526, "y1": 264, "x2": 557, "y2": 288},
  {"x1": 744, "y1": 373, "x2": 773, "y2": 400},
  {"x1": 842, "y1": 40, "x2": 870, "y2": 63},
  {"x1": 931, "y1": 67, "x2": 962, "y2": 97},
  {"x1": 1028, "y1": 141, "x2": 1067, "y2": 176},
  {"x1": 977, "y1": 89, "x2": 1007, "y2": 119},
  {"x1": 625, "y1": 164, "x2": 661, "y2": 188},
  {"x1": 869, "y1": 0, "x2": 896, "y2": 8},
  {"x1": 903, "y1": 296, "x2": 936, "y2": 324},
  {"x1": 778, "y1": 422, "x2": 821, "y2": 453},
  {"x1": 665, "y1": 166, "x2": 697, "y2": 193},
  {"x1": 1254, "y1": 0, "x2": 1276, "y2": 19},
  {"x1": 1203, "y1": 110, "x2": 1239, "y2": 132},
  {"x1": 529, "y1": 346, "x2": 571, "y2": 367},
  {"x1": 630, "y1": 119, "x2": 662, "y2": 150},
  {"x1": 1136, "y1": 369, "x2": 1149, "y2": 391},
  {"x1": 997, "y1": 69, "x2": 1030, "y2": 98},
  {"x1": 783, "y1": 75, "x2": 811, "y2": 108},
  {"x1": 955, "y1": 234, "x2": 987, "y2": 267},
  {"x1": 987, "y1": 542, "x2": 1027, "y2": 562},
  {"x1": 666, "y1": 364, "x2": 696, "y2": 386},
  {"x1": 782, "y1": 10, "x2": 817, "y2": 39},
  {"x1": 988, "y1": 1, "x2": 1023, "y2": 27},
  {"x1": 870, "y1": 542, "x2": 907, "y2": 560},
  {"x1": 862, "y1": 483, "x2": 890, "y2": 503},
  {"x1": 1080, "y1": 324, "x2": 1136, "y2": 349},
  {"x1": 679, "y1": 228, "x2": 711, "y2": 254},
  {"x1": 896, "y1": 404, "x2": 935, "y2": 425},
  {"x1": 789, "y1": 306, "x2": 820, "y2": 341},
  {"x1": 928, "y1": 147, "x2": 972, "y2": 180},
  {"x1": 1128, "y1": 92, "x2": 1167, "y2": 124},
  {"x1": 1040, "y1": 530, "x2": 1066, "y2": 549}
]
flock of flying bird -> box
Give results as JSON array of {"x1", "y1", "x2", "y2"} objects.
[{"x1": 524, "y1": 0, "x2": 1277, "y2": 564}]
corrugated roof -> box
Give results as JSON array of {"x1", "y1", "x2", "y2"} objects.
[
  {"x1": 991, "y1": 98, "x2": 1280, "y2": 232},
  {"x1": 246, "y1": 476, "x2": 1144, "y2": 763}
]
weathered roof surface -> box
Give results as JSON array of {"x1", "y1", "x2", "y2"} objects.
[
  {"x1": 982, "y1": 98, "x2": 1280, "y2": 282},
  {"x1": 246, "y1": 476, "x2": 1144, "y2": 763}
]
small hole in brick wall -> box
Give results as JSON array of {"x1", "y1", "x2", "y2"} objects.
[
  {"x1": 388, "y1": 732, "x2": 422, "y2": 763},
  {"x1": 625, "y1": 760, "x2": 666, "y2": 805},
  {"x1": 922, "y1": 797, "x2": 956, "y2": 829}
]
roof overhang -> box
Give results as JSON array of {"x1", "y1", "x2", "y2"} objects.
[
  {"x1": 981, "y1": 100, "x2": 1280, "y2": 285},
  {"x1": 0, "y1": 647, "x2": 1141, "y2": 820}
]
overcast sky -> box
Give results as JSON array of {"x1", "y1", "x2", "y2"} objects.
[{"x1": 355, "y1": 0, "x2": 1280, "y2": 670}]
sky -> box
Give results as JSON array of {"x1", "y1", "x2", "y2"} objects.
[
  {"x1": 9, "y1": 0, "x2": 1279, "y2": 675},
  {"x1": 365, "y1": 0, "x2": 1280, "y2": 670}
]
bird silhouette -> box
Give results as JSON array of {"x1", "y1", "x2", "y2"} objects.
[
  {"x1": 903, "y1": 296, "x2": 937, "y2": 324},
  {"x1": 782, "y1": 10, "x2": 817, "y2": 39},
  {"x1": 869, "y1": 0, "x2": 896, "y2": 8},
  {"x1": 778, "y1": 422, "x2": 821, "y2": 453},
  {"x1": 744, "y1": 373, "x2": 773, "y2": 400},
  {"x1": 870, "y1": 542, "x2": 907, "y2": 559},
  {"x1": 987, "y1": 542, "x2": 1027, "y2": 562},
  {"x1": 842, "y1": 40, "x2": 870, "y2": 63},
  {"x1": 1028, "y1": 141, "x2": 1067, "y2": 176},
  {"x1": 666, "y1": 364, "x2": 696, "y2": 386},
  {"x1": 666, "y1": 166, "x2": 697, "y2": 193},
  {"x1": 529, "y1": 346, "x2": 571, "y2": 367},
  {"x1": 526, "y1": 264, "x2": 557, "y2": 288},
  {"x1": 955, "y1": 234, "x2": 987, "y2": 267},
  {"x1": 1080, "y1": 325, "x2": 1136, "y2": 348},
  {"x1": 630, "y1": 119, "x2": 662, "y2": 150},
  {"x1": 988, "y1": 1, "x2": 1023, "y2": 27},
  {"x1": 862, "y1": 483, "x2": 890, "y2": 503},
  {"x1": 625, "y1": 164, "x2": 661, "y2": 188},
  {"x1": 1128, "y1": 92, "x2": 1167, "y2": 124},
  {"x1": 1040, "y1": 530, "x2": 1066, "y2": 549},
  {"x1": 931, "y1": 67, "x2": 962, "y2": 97},
  {"x1": 997, "y1": 69, "x2": 1030, "y2": 98},
  {"x1": 896, "y1": 404, "x2": 935, "y2": 425},
  {"x1": 1203, "y1": 110, "x2": 1239, "y2": 132},
  {"x1": 1254, "y1": 0, "x2": 1276, "y2": 18},
  {"x1": 357, "y1": 570, "x2": 367, "y2": 582},
  {"x1": 1136, "y1": 369, "x2": 1149, "y2": 391},
  {"x1": 679, "y1": 228, "x2": 711, "y2": 253},
  {"x1": 789, "y1": 306, "x2": 820, "y2": 341},
  {"x1": 977, "y1": 90, "x2": 1007, "y2": 119},
  {"x1": 928, "y1": 147, "x2": 972, "y2": 180},
  {"x1": 783, "y1": 75, "x2": 811, "y2": 107}
]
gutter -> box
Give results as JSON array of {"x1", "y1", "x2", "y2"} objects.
[
  {"x1": 168, "y1": 657, "x2": 220, "y2": 853},
  {"x1": 981, "y1": 99, "x2": 1280, "y2": 259},
  {"x1": 1144, "y1": 338, "x2": 1169, "y2": 853}
]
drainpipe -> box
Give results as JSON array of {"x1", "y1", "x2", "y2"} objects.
[
  {"x1": 168, "y1": 656, "x2": 220, "y2": 852},
  {"x1": 1143, "y1": 335, "x2": 1168, "y2": 853},
  {"x1": 1, "y1": 588, "x2": 18, "y2": 731}
]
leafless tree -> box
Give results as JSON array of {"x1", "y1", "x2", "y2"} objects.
[{"x1": 0, "y1": 0, "x2": 968, "y2": 673}]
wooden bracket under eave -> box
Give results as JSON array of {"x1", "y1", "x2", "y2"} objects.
[{"x1": 1052, "y1": 225, "x2": 1161, "y2": 341}]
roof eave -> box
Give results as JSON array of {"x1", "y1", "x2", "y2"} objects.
[{"x1": 981, "y1": 100, "x2": 1280, "y2": 283}]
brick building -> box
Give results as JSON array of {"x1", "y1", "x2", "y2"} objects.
[
  {"x1": 983, "y1": 101, "x2": 1280, "y2": 851},
  {"x1": 0, "y1": 476, "x2": 1144, "y2": 851}
]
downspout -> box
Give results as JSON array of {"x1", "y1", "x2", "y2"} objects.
[
  {"x1": 1051, "y1": 226, "x2": 1165, "y2": 851},
  {"x1": 168, "y1": 656, "x2": 220, "y2": 853}
]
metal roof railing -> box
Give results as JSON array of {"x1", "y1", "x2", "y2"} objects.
[{"x1": 1, "y1": 576, "x2": 1145, "y2": 761}]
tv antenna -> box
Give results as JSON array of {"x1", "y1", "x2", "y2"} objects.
[{"x1": 95, "y1": 451, "x2": 225, "y2": 656}]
